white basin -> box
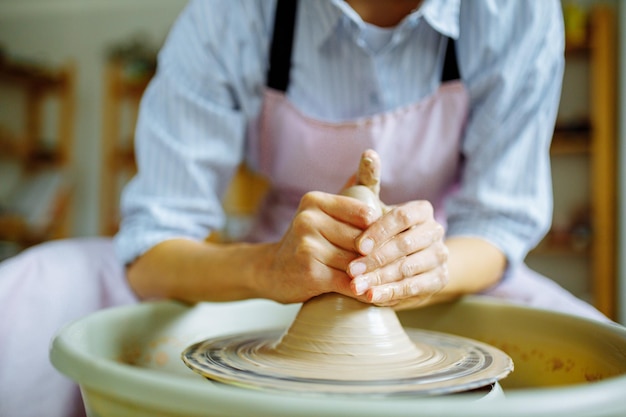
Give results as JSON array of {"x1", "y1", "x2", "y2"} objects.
[{"x1": 50, "y1": 296, "x2": 626, "y2": 417}]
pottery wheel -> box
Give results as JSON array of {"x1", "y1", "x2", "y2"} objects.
[{"x1": 182, "y1": 294, "x2": 513, "y2": 396}]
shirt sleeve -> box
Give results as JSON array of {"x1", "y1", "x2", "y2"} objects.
[
  {"x1": 445, "y1": 0, "x2": 565, "y2": 266},
  {"x1": 114, "y1": 0, "x2": 271, "y2": 265}
]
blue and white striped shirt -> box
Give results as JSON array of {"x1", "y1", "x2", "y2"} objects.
[{"x1": 115, "y1": 0, "x2": 564, "y2": 268}]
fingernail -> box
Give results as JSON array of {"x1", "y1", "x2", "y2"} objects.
[
  {"x1": 353, "y1": 277, "x2": 369, "y2": 295},
  {"x1": 359, "y1": 238, "x2": 374, "y2": 254},
  {"x1": 349, "y1": 262, "x2": 366, "y2": 277},
  {"x1": 369, "y1": 288, "x2": 389, "y2": 303}
]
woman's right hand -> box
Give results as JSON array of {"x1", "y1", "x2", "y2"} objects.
[{"x1": 258, "y1": 190, "x2": 380, "y2": 304}]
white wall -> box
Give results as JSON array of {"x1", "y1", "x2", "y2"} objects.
[{"x1": 0, "y1": 0, "x2": 188, "y2": 237}]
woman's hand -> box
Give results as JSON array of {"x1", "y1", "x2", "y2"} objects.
[
  {"x1": 344, "y1": 150, "x2": 449, "y2": 308},
  {"x1": 260, "y1": 190, "x2": 379, "y2": 304},
  {"x1": 348, "y1": 200, "x2": 449, "y2": 308}
]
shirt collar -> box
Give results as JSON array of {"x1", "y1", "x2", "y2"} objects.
[
  {"x1": 308, "y1": 0, "x2": 460, "y2": 50},
  {"x1": 421, "y1": 0, "x2": 460, "y2": 39}
]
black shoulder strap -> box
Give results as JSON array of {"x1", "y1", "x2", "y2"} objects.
[
  {"x1": 267, "y1": 0, "x2": 298, "y2": 92},
  {"x1": 441, "y1": 37, "x2": 460, "y2": 82}
]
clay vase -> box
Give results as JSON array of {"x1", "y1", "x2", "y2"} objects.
[{"x1": 270, "y1": 292, "x2": 428, "y2": 380}]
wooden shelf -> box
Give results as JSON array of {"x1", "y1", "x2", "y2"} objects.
[
  {"x1": 0, "y1": 58, "x2": 76, "y2": 248},
  {"x1": 551, "y1": 128, "x2": 591, "y2": 155},
  {"x1": 113, "y1": 146, "x2": 137, "y2": 170},
  {"x1": 118, "y1": 77, "x2": 151, "y2": 99},
  {"x1": 564, "y1": 43, "x2": 591, "y2": 58},
  {"x1": 0, "y1": 168, "x2": 74, "y2": 244},
  {"x1": 587, "y1": 6, "x2": 617, "y2": 319},
  {"x1": 0, "y1": 59, "x2": 68, "y2": 88}
]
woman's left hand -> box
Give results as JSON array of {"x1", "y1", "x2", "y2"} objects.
[{"x1": 347, "y1": 199, "x2": 449, "y2": 308}]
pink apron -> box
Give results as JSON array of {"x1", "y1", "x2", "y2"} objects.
[{"x1": 248, "y1": 81, "x2": 467, "y2": 242}]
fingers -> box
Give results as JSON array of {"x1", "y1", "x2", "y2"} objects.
[
  {"x1": 365, "y1": 265, "x2": 449, "y2": 308},
  {"x1": 300, "y1": 191, "x2": 380, "y2": 230},
  {"x1": 369, "y1": 262, "x2": 448, "y2": 305},
  {"x1": 291, "y1": 203, "x2": 358, "y2": 254},
  {"x1": 354, "y1": 200, "x2": 436, "y2": 255},
  {"x1": 347, "y1": 199, "x2": 449, "y2": 304},
  {"x1": 290, "y1": 194, "x2": 362, "y2": 272},
  {"x1": 350, "y1": 240, "x2": 448, "y2": 297},
  {"x1": 350, "y1": 218, "x2": 445, "y2": 277}
]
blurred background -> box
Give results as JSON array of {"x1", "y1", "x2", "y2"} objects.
[{"x1": 0, "y1": 0, "x2": 624, "y2": 323}]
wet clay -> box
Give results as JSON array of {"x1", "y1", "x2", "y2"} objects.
[
  {"x1": 182, "y1": 151, "x2": 513, "y2": 394},
  {"x1": 339, "y1": 152, "x2": 384, "y2": 218},
  {"x1": 269, "y1": 293, "x2": 426, "y2": 374},
  {"x1": 183, "y1": 300, "x2": 513, "y2": 394}
]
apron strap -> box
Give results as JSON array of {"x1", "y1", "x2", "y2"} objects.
[
  {"x1": 266, "y1": 0, "x2": 459, "y2": 90},
  {"x1": 441, "y1": 37, "x2": 460, "y2": 82},
  {"x1": 267, "y1": 0, "x2": 298, "y2": 92}
]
